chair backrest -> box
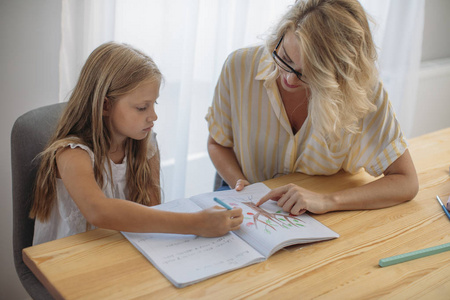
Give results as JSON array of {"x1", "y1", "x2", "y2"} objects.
[{"x1": 11, "y1": 102, "x2": 66, "y2": 299}]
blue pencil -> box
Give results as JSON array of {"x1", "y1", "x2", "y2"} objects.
[
  {"x1": 436, "y1": 195, "x2": 450, "y2": 221},
  {"x1": 213, "y1": 197, "x2": 232, "y2": 210}
]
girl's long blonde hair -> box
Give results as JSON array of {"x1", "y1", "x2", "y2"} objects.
[
  {"x1": 266, "y1": 0, "x2": 378, "y2": 140},
  {"x1": 30, "y1": 42, "x2": 162, "y2": 221}
]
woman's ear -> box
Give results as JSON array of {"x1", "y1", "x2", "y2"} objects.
[{"x1": 103, "y1": 97, "x2": 110, "y2": 116}]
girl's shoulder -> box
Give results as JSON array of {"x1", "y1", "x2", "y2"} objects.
[
  {"x1": 66, "y1": 143, "x2": 95, "y2": 163},
  {"x1": 53, "y1": 139, "x2": 95, "y2": 167}
]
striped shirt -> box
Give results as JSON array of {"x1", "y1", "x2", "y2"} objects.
[{"x1": 206, "y1": 45, "x2": 408, "y2": 183}]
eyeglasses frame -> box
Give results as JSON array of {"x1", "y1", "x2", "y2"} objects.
[{"x1": 272, "y1": 35, "x2": 307, "y2": 84}]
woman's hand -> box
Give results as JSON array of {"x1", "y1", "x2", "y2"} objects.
[
  {"x1": 194, "y1": 207, "x2": 243, "y2": 237},
  {"x1": 234, "y1": 179, "x2": 250, "y2": 191},
  {"x1": 256, "y1": 184, "x2": 331, "y2": 215}
]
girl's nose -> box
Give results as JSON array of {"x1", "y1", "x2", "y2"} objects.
[{"x1": 148, "y1": 108, "x2": 157, "y2": 122}]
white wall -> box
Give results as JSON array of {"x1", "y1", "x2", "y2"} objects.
[
  {"x1": 0, "y1": 0, "x2": 61, "y2": 299},
  {"x1": 412, "y1": 59, "x2": 450, "y2": 137},
  {"x1": 410, "y1": 0, "x2": 450, "y2": 138},
  {"x1": 0, "y1": 0, "x2": 449, "y2": 299},
  {"x1": 421, "y1": 0, "x2": 450, "y2": 62}
]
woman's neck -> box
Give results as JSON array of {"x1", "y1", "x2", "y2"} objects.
[{"x1": 276, "y1": 79, "x2": 310, "y2": 134}]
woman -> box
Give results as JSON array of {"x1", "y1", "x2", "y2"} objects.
[{"x1": 206, "y1": 0, "x2": 418, "y2": 215}]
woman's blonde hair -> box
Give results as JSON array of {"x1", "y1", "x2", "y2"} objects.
[
  {"x1": 30, "y1": 42, "x2": 162, "y2": 221},
  {"x1": 266, "y1": 0, "x2": 378, "y2": 139}
]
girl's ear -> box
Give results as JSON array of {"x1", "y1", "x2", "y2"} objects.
[{"x1": 103, "y1": 97, "x2": 111, "y2": 116}]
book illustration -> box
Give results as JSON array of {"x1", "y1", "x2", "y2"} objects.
[
  {"x1": 241, "y1": 201, "x2": 305, "y2": 233},
  {"x1": 221, "y1": 195, "x2": 305, "y2": 234}
]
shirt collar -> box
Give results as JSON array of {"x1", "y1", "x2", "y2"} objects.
[{"x1": 255, "y1": 47, "x2": 277, "y2": 81}]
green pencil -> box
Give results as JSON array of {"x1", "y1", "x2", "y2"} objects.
[{"x1": 379, "y1": 242, "x2": 450, "y2": 267}]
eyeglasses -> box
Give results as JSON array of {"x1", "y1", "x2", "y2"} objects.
[{"x1": 272, "y1": 35, "x2": 308, "y2": 84}]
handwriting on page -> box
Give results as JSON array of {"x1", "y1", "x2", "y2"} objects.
[
  {"x1": 127, "y1": 231, "x2": 263, "y2": 282},
  {"x1": 161, "y1": 236, "x2": 231, "y2": 264},
  {"x1": 160, "y1": 236, "x2": 251, "y2": 270}
]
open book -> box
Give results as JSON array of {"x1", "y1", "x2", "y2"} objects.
[{"x1": 122, "y1": 183, "x2": 339, "y2": 288}]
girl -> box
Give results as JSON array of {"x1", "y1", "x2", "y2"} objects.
[
  {"x1": 30, "y1": 42, "x2": 243, "y2": 245},
  {"x1": 207, "y1": 0, "x2": 418, "y2": 215}
]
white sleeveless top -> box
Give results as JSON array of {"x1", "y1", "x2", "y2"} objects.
[{"x1": 33, "y1": 133, "x2": 157, "y2": 245}]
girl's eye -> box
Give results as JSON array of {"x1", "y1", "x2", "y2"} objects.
[{"x1": 137, "y1": 106, "x2": 147, "y2": 112}]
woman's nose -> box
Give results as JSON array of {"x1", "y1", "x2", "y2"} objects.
[{"x1": 286, "y1": 72, "x2": 300, "y2": 85}]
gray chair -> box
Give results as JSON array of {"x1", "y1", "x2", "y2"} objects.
[
  {"x1": 214, "y1": 172, "x2": 232, "y2": 191},
  {"x1": 11, "y1": 102, "x2": 66, "y2": 300},
  {"x1": 213, "y1": 172, "x2": 223, "y2": 191}
]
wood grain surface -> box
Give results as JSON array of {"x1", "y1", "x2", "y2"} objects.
[{"x1": 23, "y1": 128, "x2": 450, "y2": 299}]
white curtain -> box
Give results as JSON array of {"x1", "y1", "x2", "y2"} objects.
[
  {"x1": 59, "y1": 0, "x2": 116, "y2": 102},
  {"x1": 59, "y1": 0, "x2": 293, "y2": 201},
  {"x1": 59, "y1": 0, "x2": 425, "y2": 201},
  {"x1": 361, "y1": 0, "x2": 425, "y2": 138}
]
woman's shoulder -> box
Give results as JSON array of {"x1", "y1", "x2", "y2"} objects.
[
  {"x1": 370, "y1": 80, "x2": 391, "y2": 109},
  {"x1": 225, "y1": 44, "x2": 266, "y2": 65},
  {"x1": 233, "y1": 43, "x2": 265, "y2": 54},
  {"x1": 221, "y1": 44, "x2": 268, "y2": 78}
]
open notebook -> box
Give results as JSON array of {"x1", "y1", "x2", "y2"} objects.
[{"x1": 122, "y1": 183, "x2": 339, "y2": 288}]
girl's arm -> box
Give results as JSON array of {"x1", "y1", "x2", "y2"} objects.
[
  {"x1": 257, "y1": 149, "x2": 419, "y2": 214},
  {"x1": 57, "y1": 147, "x2": 243, "y2": 237},
  {"x1": 207, "y1": 135, "x2": 249, "y2": 191}
]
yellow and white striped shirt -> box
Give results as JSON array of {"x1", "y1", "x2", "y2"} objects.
[{"x1": 206, "y1": 45, "x2": 408, "y2": 183}]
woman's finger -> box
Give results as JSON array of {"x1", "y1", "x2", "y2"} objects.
[{"x1": 256, "y1": 185, "x2": 291, "y2": 206}]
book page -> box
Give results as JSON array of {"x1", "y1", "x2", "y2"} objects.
[
  {"x1": 122, "y1": 198, "x2": 264, "y2": 288},
  {"x1": 191, "y1": 183, "x2": 339, "y2": 258}
]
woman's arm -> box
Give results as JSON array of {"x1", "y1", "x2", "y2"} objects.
[
  {"x1": 257, "y1": 149, "x2": 419, "y2": 214},
  {"x1": 57, "y1": 147, "x2": 243, "y2": 237},
  {"x1": 207, "y1": 135, "x2": 249, "y2": 190}
]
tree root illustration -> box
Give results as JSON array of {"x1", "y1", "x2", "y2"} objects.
[{"x1": 242, "y1": 201, "x2": 305, "y2": 231}]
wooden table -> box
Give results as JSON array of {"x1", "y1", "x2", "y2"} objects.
[{"x1": 23, "y1": 128, "x2": 450, "y2": 299}]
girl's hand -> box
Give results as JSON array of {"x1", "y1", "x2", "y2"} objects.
[
  {"x1": 256, "y1": 184, "x2": 331, "y2": 215},
  {"x1": 234, "y1": 179, "x2": 250, "y2": 191},
  {"x1": 194, "y1": 207, "x2": 243, "y2": 237}
]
